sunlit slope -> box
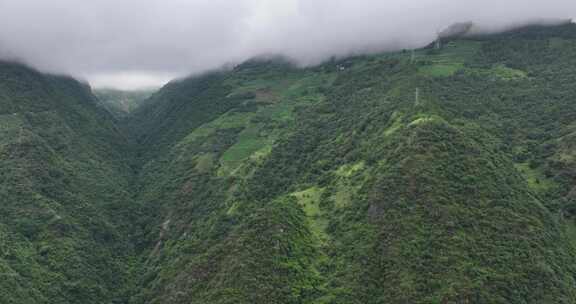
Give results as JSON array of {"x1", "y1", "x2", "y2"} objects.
[{"x1": 128, "y1": 23, "x2": 576, "y2": 303}]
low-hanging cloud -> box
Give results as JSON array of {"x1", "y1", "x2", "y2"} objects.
[{"x1": 0, "y1": 0, "x2": 574, "y2": 89}]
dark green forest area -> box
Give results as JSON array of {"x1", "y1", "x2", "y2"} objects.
[{"x1": 3, "y1": 23, "x2": 576, "y2": 303}]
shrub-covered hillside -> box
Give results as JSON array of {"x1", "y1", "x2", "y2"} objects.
[
  {"x1": 0, "y1": 61, "x2": 137, "y2": 304},
  {"x1": 127, "y1": 22, "x2": 576, "y2": 303}
]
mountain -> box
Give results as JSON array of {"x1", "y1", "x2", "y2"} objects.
[
  {"x1": 0, "y1": 61, "x2": 137, "y2": 303},
  {"x1": 3, "y1": 22, "x2": 576, "y2": 303}
]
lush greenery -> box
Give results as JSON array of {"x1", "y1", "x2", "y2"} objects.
[
  {"x1": 3, "y1": 22, "x2": 576, "y2": 303},
  {"x1": 0, "y1": 61, "x2": 137, "y2": 303}
]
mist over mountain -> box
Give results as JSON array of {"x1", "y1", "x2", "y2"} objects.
[
  {"x1": 4, "y1": 0, "x2": 576, "y2": 302},
  {"x1": 3, "y1": 21, "x2": 576, "y2": 303},
  {"x1": 0, "y1": 0, "x2": 575, "y2": 89}
]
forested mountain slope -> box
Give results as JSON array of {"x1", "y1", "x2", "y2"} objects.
[
  {"x1": 3, "y1": 22, "x2": 576, "y2": 304},
  {"x1": 0, "y1": 61, "x2": 137, "y2": 303},
  {"x1": 127, "y1": 22, "x2": 576, "y2": 303}
]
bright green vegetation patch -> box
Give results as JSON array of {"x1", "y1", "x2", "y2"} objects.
[
  {"x1": 466, "y1": 64, "x2": 528, "y2": 81},
  {"x1": 219, "y1": 125, "x2": 272, "y2": 175},
  {"x1": 249, "y1": 145, "x2": 272, "y2": 162},
  {"x1": 334, "y1": 162, "x2": 368, "y2": 208},
  {"x1": 418, "y1": 40, "x2": 481, "y2": 62},
  {"x1": 441, "y1": 40, "x2": 482, "y2": 59},
  {"x1": 227, "y1": 71, "x2": 312, "y2": 103},
  {"x1": 174, "y1": 71, "x2": 329, "y2": 177},
  {"x1": 515, "y1": 162, "x2": 555, "y2": 193},
  {"x1": 419, "y1": 63, "x2": 463, "y2": 77},
  {"x1": 293, "y1": 187, "x2": 324, "y2": 216},
  {"x1": 283, "y1": 73, "x2": 335, "y2": 98},
  {"x1": 292, "y1": 187, "x2": 328, "y2": 241},
  {"x1": 217, "y1": 101, "x2": 307, "y2": 175},
  {"x1": 175, "y1": 111, "x2": 255, "y2": 151},
  {"x1": 219, "y1": 76, "x2": 330, "y2": 174},
  {"x1": 557, "y1": 151, "x2": 576, "y2": 163},
  {"x1": 384, "y1": 112, "x2": 404, "y2": 137},
  {"x1": 417, "y1": 41, "x2": 482, "y2": 77},
  {"x1": 335, "y1": 161, "x2": 365, "y2": 178},
  {"x1": 257, "y1": 100, "x2": 295, "y2": 122},
  {"x1": 491, "y1": 64, "x2": 528, "y2": 80},
  {"x1": 333, "y1": 186, "x2": 352, "y2": 209},
  {"x1": 333, "y1": 182, "x2": 363, "y2": 209},
  {"x1": 408, "y1": 114, "x2": 445, "y2": 127}
]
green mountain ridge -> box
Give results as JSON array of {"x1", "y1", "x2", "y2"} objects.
[
  {"x1": 3, "y1": 22, "x2": 576, "y2": 303},
  {"x1": 0, "y1": 61, "x2": 136, "y2": 303}
]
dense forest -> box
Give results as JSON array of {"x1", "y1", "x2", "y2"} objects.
[{"x1": 2, "y1": 22, "x2": 576, "y2": 303}]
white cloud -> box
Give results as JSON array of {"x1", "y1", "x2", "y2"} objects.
[
  {"x1": 0, "y1": 0, "x2": 574, "y2": 89},
  {"x1": 85, "y1": 71, "x2": 175, "y2": 91}
]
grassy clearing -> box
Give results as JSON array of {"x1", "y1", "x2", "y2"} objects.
[
  {"x1": 491, "y1": 65, "x2": 527, "y2": 80},
  {"x1": 333, "y1": 162, "x2": 368, "y2": 208},
  {"x1": 178, "y1": 111, "x2": 255, "y2": 146},
  {"x1": 292, "y1": 187, "x2": 328, "y2": 241},
  {"x1": 514, "y1": 162, "x2": 554, "y2": 193},
  {"x1": 219, "y1": 74, "x2": 332, "y2": 174},
  {"x1": 335, "y1": 161, "x2": 365, "y2": 178},
  {"x1": 334, "y1": 186, "x2": 353, "y2": 209},
  {"x1": 408, "y1": 114, "x2": 445, "y2": 127},
  {"x1": 441, "y1": 41, "x2": 482, "y2": 60},
  {"x1": 258, "y1": 101, "x2": 295, "y2": 122},
  {"x1": 250, "y1": 145, "x2": 272, "y2": 162},
  {"x1": 465, "y1": 64, "x2": 527, "y2": 81},
  {"x1": 419, "y1": 63, "x2": 463, "y2": 77},
  {"x1": 384, "y1": 112, "x2": 404, "y2": 137},
  {"x1": 416, "y1": 41, "x2": 482, "y2": 77},
  {"x1": 219, "y1": 125, "x2": 272, "y2": 175}
]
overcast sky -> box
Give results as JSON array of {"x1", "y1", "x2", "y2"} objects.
[{"x1": 0, "y1": 0, "x2": 574, "y2": 90}]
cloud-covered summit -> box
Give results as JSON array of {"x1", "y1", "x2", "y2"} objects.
[{"x1": 0, "y1": 0, "x2": 574, "y2": 89}]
